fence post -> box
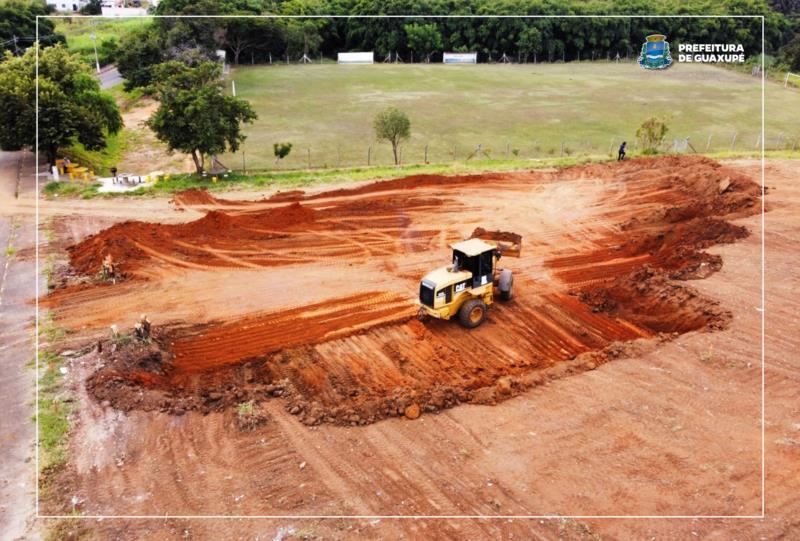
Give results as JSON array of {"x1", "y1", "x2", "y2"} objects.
[
  {"x1": 505, "y1": 142, "x2": 509, "y2": 159},
  {"x1": 307, "y1": 147, "x2": 311, "y2": 168},
  {"x1": 785, "y1": 72, "x2": 790, "y2": 88},
  {"x1": 242, "y1": 150, "x2": 246, "y2": 173},
  {"x1": 424, "y1": 144, "x2": 428, "y2": 163},
  {"x1": 560, "y1": 141, "x2": 564, "y2": 157},
  {"x1": 754, "y1": 134, "x2": 761, "y2": 150},
  {"x1": 706, "y1": 134, "x2": 712, "y2": 151},
  {"x1": 337, "y1": 146, "x2": 341, "y2": 167},
  {"x1": 731, "y1": 133, "x2": 737, "y2": 151},
  {"x1": 367, "y1": 145, "x2": 371, "y2": 166}
]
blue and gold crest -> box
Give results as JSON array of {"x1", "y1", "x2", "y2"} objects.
[{"x1": 638, "y1": 34, "x2": 672, "y2": 70}]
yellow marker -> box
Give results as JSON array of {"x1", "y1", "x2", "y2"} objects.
[{"x1": 212, "y1": 176, "x2": 218, "y2": 183}]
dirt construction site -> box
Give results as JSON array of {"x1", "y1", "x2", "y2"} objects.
[{"x1": 17, "y1": 155, "x2": 800, "y2": 538}]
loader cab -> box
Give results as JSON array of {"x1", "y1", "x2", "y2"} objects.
[{"x1": 451, "y1": 241, "x2": 498, "y2": 289}]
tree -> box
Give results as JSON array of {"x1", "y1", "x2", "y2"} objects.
[
  {"x1": 517, "y1": 27, "x2": 542, "y2": 63},
  {"x1": 779, "y1": 34, "x2": 800, "y2": 71},
  {"x1": 405, "y1": 23, "x2": 443, "y2": 62},
  {"x1": 274, "y1": 142, "x2": 292, "y2": 163},
  {"x1": 79, "y1": 0, "x2": 102, "y2": 15},
  {"x1": 0, "y1": 44, "x2": 122, "y2": 165},
  {"x1": 373, "y1": 107, "x2": 410, "y2": 165},
  {"x1": 0, "y1": 0, "x2": 65, "y2": 55},
  {"x1": 283, "y1": 19, "x2": 323, "y2": 60},
  {"x1": 226, "y1": 18, "x2": 281, "y2": 65},
  {"x1": 116, "y1": 25, "x2": 165, "y2": 91},
  {"x1": 636, "y1": 116, "x2": 670, "y2": 155},
  {"x1": 146, "y1": 61, "x2": 257, "y2": 174}
]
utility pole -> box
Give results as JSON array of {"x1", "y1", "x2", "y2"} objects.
[{"x1": 91, "y1": 32, "x2": 100, "y2": 73}]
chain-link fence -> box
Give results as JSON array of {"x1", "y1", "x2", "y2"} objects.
[{"x1": 227, "y1": 131, "x2": 799, "y2": 173}]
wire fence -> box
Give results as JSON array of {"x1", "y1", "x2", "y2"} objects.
[{"x1": 228, "y1": 131, "x2": 799, "y2": 173}]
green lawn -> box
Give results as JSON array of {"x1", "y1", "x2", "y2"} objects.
[{"x1": 227, "y1": 62, "x2": 800, "y2": 170}]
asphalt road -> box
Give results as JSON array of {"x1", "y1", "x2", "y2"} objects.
[{"x1": 97, "y1": 66, "x2": 122, "y2": 90}]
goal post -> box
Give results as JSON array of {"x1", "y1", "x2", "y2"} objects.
[{"x1": 785, "y1": 72, "x2": 800, "y2": 88}]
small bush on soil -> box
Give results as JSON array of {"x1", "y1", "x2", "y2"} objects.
[
  {"x1": 111, "y1": 333, "x2": 133, "y2": 347},
  {"x1": 636, "y1": 116, "x2": 670, "y2": 155},
  {"x1": 236, "y1": 400, "x2": 268, "y2": 431}
]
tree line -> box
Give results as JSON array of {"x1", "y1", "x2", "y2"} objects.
[
  {"x1": 2, "y1": 1, "x2": 799, "y2": 77},
  {"x1": 148, "y1": 1, "x2": 795, "y2": 57}
]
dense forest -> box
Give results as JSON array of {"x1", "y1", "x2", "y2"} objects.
[{"x1": 146, "y1": 0, "x2": 796, "y2": 62}]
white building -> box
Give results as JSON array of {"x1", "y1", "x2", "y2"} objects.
[{"x1": 46, "y1": 0, "x2": 90, "y2": 12}]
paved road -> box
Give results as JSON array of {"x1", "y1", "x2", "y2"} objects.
[
  {"x1": 97, "y1": 66, "x2": 122, "y2": 90},
  {"x1": 0, "y1": 150, "x2": 41, "y2": 540}
]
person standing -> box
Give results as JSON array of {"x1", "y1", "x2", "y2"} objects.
[{"x1": 618, "y1": 141, "x2": 627, "y2": 161}]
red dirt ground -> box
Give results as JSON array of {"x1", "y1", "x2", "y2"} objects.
[
  {"x1": 35, "y1": 157, "x2": 800, "y2": 540},
  {"x1": 43, "y1": 156, "x2": 760, "y2": 428}
]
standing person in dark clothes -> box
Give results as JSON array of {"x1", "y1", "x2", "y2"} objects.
[{"x1": 618, "y1": 141, "x2": 627, "y2": 161}]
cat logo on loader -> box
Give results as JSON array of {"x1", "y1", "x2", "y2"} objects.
[{"x1": 417, "y1": 230, "x2": 522, "y2": 328}]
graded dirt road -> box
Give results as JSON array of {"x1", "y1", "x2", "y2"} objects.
[
  {"x1": 0, "y1": 151, "x2": 40, "y2": 540},
  {"x1": 27, "y1": 157, "x2": 800, "y2": 539}
]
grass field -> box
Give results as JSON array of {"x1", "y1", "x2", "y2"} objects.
[
  {"x1": 228, "y1": 62, "x2": 800, "y2": 170},
  {"x1": 54, "y1": 17, "x2": 150, "y2": 67}
]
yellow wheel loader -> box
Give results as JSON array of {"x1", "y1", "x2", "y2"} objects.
[{"x1": 417, "y1": 230, "x2": 521, "y2": 328}]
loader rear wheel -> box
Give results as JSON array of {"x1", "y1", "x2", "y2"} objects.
[
  {"x1": 499, "y1": 269, "x2": 513, "y2": 301},
  {"x1": 459, "y1": 299, "x2": 487, "y2": 329}
]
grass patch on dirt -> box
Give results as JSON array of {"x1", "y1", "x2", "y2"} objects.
[
  {"x1": 106, "y1": 84, "x2": 146, "y2": 112},
  {"x1": 43, "y1": 181, "x2": 101, "y2": 199},
  {"x1": 42, "y1": 149, "x2": 797, "y2": 199},
  {"x1": 64, "y1": 127, "x2": 134, "y2": 177},
  {"x1": 36, "y1": 349, "x2": 71, "y2": 477},
  {"x1": 49, "y1": 154, "x2": 606, "y2": 198},
  {"x1": 44, "y1": 518, "x2": 90, "y2": 541}
]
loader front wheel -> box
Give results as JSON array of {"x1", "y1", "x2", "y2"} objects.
[{"x1": 459, "y1": 299, "x2": 487, "y2": 329}]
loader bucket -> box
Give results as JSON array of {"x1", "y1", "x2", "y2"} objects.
[{"x1": 470, "y1": 227, "x2": 522, "y2": 257}]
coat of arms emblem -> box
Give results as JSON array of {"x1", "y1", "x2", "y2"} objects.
[{"x1": 638, "y1": 34, "x2": 673, "y2": 70}]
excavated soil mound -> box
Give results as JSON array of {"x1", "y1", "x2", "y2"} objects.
[
  {"x1": 170, "y1": 188, "x2": 218, "y2": 207},
  {"x1": 66, "y1": 202, "x2": 317, "y2": 276},
  {"x1": 576, "y1": 265, "x2": 731, "y2": 334},
  {"x1": 470, "y1": 227, "x2": 522, "y2": 245},
  {"x1": 305, "y1": 172, "x2": 508, "y2": 200}
]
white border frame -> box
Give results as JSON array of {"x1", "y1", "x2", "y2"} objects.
[{"x1": 34, "y1": 13, "x2": 766, "y2": 520}]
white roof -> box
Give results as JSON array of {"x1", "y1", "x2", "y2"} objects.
[{"x1": 450, "y1": 238, "x2": 494, "y2": 256}]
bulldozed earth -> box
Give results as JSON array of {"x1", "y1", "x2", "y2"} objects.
[{"x1": 43, "y1": 156, "x2": 760, "y2": 427}]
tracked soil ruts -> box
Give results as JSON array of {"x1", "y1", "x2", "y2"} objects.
[{"x1": 53, "y1": 156, "x2": 759, "y2": 425}]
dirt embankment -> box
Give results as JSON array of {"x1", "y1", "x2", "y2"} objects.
[
  {"x1": 66, "y1": 202, "x2": 318, "y2": 276},
  {"x1": 73, "y1": 156, "x2": 761, "y2": 426}
]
